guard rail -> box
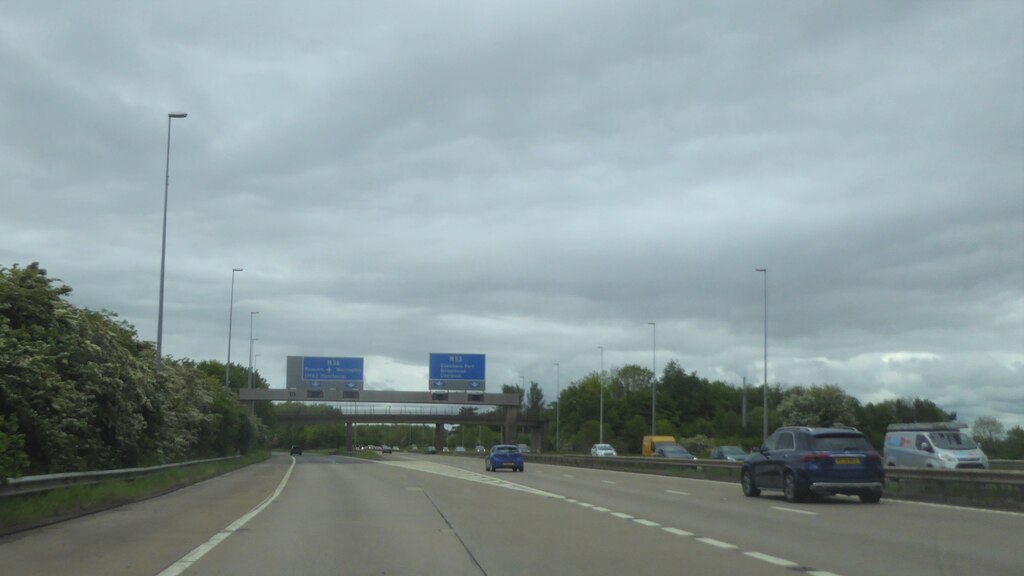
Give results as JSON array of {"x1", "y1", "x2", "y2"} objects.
[{"x1": 1, "y1": 456, "x2": 239, "y2": 497}]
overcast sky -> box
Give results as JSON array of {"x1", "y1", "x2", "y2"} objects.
[{"x1": 2, "y1": 2, "x2": 1021, "y2": 429}]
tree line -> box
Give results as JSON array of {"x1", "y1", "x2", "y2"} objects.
[
  {"x1": 503, "y1": 360, "x2": 1023, "y2": 458},
  {"x1": 0, "y1": 263, "x2": 271, "y2": 480}
]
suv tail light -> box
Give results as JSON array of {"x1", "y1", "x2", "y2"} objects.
[
  {"x1": 800, "y1": 452, "x2": 831, "y2": 462},
  {"x1": 865, "y1": 451, "x2": 881, "y2": 462}
]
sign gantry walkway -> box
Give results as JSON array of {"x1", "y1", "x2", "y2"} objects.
[{"x1": 238, "y1": 389, "x2": 545, "y2": 449}]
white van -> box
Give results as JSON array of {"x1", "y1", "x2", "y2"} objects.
[{"x1": 883, "y1": 422, "x2": 989, "y2": 470}]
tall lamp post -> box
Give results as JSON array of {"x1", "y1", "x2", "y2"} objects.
[
  {"x1": 756, "y1": 268, "x2": 768, "y2": 443},
  {"x1": 225, "y1": 268, "x2": 243, "y2": 389},
  {"x1": 598, "y1": 346, "x2": 604, "y2": 444},
  {"x1": 247, "y1": 311, "x2": 259, "y2": 389},
  {"x1": 648, "y1": 322, "x2": 656, "y2": 436},
  {"x1": 155, "y1": 112, "x2": 188, "y2": 369},
  {"x1": 553, "y1": 362, "x2": 560, "y2": 452}
]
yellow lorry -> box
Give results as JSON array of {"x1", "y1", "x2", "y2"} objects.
[{"x1": 642, "y1": 435, "x2": 678, "y2": 457}]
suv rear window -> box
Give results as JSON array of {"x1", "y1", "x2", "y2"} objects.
[{"x1": 811, "y1": 434, "x2": 874, "y2": 452}]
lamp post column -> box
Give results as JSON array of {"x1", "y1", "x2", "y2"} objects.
[
  {"x1": 155, "y1": 112, "x2": 187, "y2": 369},
  {"x1": 598, "y1": 346, "x2": 604, "y2": 444},
  {"x1": 756, "y1": 268, "x2": 768, "y2": 443},
  {"x1": 553, "y1": 362, "x2": 560, "y2": 452},
  {"x1": 648, "y1": 322, "x2": 656, "y2": 436},
  {"x1": 247, "y1": 311, "x2": 259, "y2": 389},
  {"x1": 225, "y1": 268, "x2": 243, "y2": 389}
]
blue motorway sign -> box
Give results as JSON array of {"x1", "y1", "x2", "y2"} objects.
[
  {"x1": 429, "y1": 353, "x2": 486, "y2": 391},
  {"x1": 302, "y1": 357, "x2": 364, "y2": 385}
]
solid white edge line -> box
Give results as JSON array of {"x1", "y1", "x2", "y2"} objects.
[
  {"x1": 156, "y1": 456, "x2": 297, "y2": 576},
  {"x1": 806, "y1": 572, "x2": 844, "y2": 576},
  {"x1": 744, "y1": 551, "x2": 799, "y2": 567}
]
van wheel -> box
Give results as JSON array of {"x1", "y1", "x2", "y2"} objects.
[
  {"x1": 783, "y1": 471, "x2": 803, "y2": 503},
  {"x1": 741, "y1": 469, "x2": 760, "y2": 497}
]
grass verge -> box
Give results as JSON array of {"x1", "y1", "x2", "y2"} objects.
[{"x1": 0, "y1": 451, "x2": 271, "y2": 536}]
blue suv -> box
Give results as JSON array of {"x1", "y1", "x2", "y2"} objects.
[{"x1": 741, "y1": 427, "x2": 884, "y2": 503}]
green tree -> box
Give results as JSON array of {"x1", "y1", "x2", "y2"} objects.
[
  {"x1": 971, "y1": 416, "x2": 1005, "y2": 447},
  {"x1": 0, "y1": 415, "x2": 29, "y2": 480},
  {"x1": 525, "y1": 381, "x2": 545, "y2": 419},
  {"x1": 777, "y1": 384, "x2": 861, "y2": 428}
]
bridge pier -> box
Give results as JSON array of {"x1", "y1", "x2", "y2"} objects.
[
  {"x1": 346, "y1": 422, "x2": 354, "y2": 451},
  {"x1": 434, "y1": 423, "x2": 445, "y2": 450}
]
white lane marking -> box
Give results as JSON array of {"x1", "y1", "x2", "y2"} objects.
[
  {"x1": 807, "y1": 572, "x2": 844, "y2": 576},
  {"x1": 891, "y1": 498, "x2": 1024, "y2": 517},
  {"x1": 577, "y1": 502, "x2": 594, "y2": 508},
  {"x1": 156, "y1": 456, "x2": 297, "y2": 576},
  {"x1": 665, "y1": 489, "x2": 690, "y2": 496},
  {"x1": 379, "y1": 460, "x2": 564, "y2": 499},
  {"x1": 592, "y1": 506, "x2": 611, "y2": 512},
  {"x1": 601, "y1": 480, "x2": 617, "y2": 484},
  {"x1": 744, "y1": 552, "x2": 799, "y2": 568},
  {"x1": 563, "y1": 474, "x2": 574, "y2": 478},
  {"x1": 633, "y1": 519, "x2": 661, "y2": 527},
  {"x1": 662, "y1": 527, "x2": 694, "y2": 537},
  {"x1": 611, "y1": 512, "x2": 634, "y2": 519},
  {"x1": 772, "y1": 506, "x2": 817, "y2": 516},
  {"x1": 566, "y1": 499, "x2": 579, "y2": 503},
  {"x1": 697, "y1": 537, "x2": 738, "y2": 550}
]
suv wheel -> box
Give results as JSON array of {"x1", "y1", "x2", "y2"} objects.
[
  {"x1": 741, "y1": 469, "x2": 760, "y2": 497},
  {"x1": 783, "y1": 471, "x2": 803, "y2": 503},
  {"x1": 859, "y1": 491, "x2": 882, "y2": 504}
]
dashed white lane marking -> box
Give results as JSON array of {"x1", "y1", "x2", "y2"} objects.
[
  {"x1": 602, "y1": 480, "x2": 617, "y2": 484},
  {"x1": 380, "y1": 460, "x2": 564, "y2": 499},
  {"x1": 772, "y1": 506, "x2": 817, "y2": 516},
  {"x1": 744, "y1": 552, "x2": 799, "y2": 568},
  {"x1": 383, "y1": 458, "x2": 846, "y2": 576},
  {"x1": 563, "y1": 474, "x2": 574, "y2": 478},
  {"x1": 697, "y1": 537, "x2": 738, "y2": 550},
  {"x1": 156, "y1": 456, "x2": 297, "y2": 576}
]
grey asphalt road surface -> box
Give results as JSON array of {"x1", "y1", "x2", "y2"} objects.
[{"x1": 1, "y1": 452, "x2": 1021, "y2": 576}]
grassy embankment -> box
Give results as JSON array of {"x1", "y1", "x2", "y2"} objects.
[{"x1": 0, "y1": 451, "x2": 271, "y2": 535}]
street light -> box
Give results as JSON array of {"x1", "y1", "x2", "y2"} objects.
[
  {"x1": 598, "y1": 346, "x2": 604, "y2": 444},
  {"x1": 756, "y1": 268, "x2": 768, "y2": 443},
  {"x1": 248, "y1": 311, "x2": 259, "y2": 388},
  {"x1": 225, "y1": 268, "x2": 243, "y2": 389},
  {"x1": 648, "y1": 322, "x2": 656, "y2": 436},
  {"x1": 155, "y1": 112, "x2": 188, "y2": 369},
  {"x1": 553, "y1": 362, "x2": 560, "y2": 452}
]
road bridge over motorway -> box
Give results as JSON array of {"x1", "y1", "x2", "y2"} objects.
[{"x1": 238, "y1": 388, "x2": 546, "y2": 449}]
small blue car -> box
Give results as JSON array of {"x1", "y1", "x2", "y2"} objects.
[{"x1": 485, "y1": 444, "x2": 524, "y2": 472}]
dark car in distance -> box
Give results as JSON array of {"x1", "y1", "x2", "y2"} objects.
[
  {"x1": 710, "y1": 445, "x2": 748, "y2": 461},
  {"x1": 653, "y1": 444, "x2": 697, "y2": 459},
  {"x1": 741, "y1": 427, "x2": 884, "y2": 503},
  {"x1": 289, "y1": 445, "x2": 303, "y2": 456},
  {"x1": 486, "y1": 444, "x2": 525, "y2": 472}
]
